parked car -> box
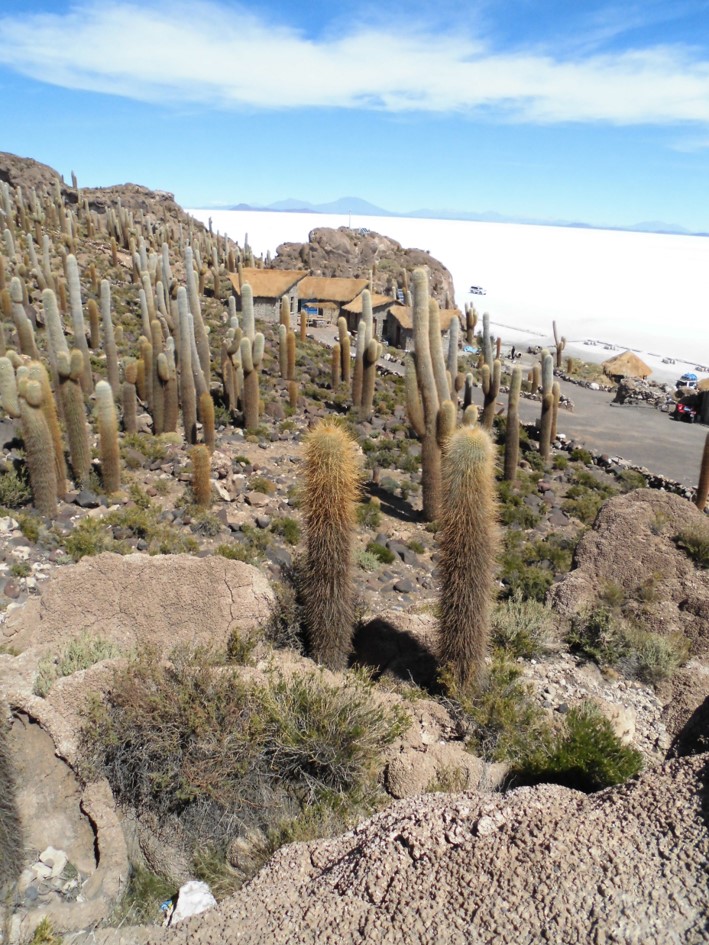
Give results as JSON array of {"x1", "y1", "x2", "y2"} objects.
[
  {"x1": 676, "y1": 372, "x2": 698, "y2": 390},
  {"x1": 672, "y1": 402, "x2": 698, "y2": 422}
]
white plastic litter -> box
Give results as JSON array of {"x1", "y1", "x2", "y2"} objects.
[{"x1": 170, "y1": 880, "x2": 217, "y2": 926}]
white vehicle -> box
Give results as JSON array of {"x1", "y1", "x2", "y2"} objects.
[{"x1": 469, "y1": 285, "x2": 486, "y2": 295}]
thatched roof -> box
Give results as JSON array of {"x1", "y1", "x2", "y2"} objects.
[
  {"x1": 387, "y1": 305, "x2": 460, "y2": 332},
  {"x1": 697, "y1": 378, "x2": 709, "y2": 392},
  {"x1": 341, "y1": 293, "x2": 396, "y2": 315},
  {"x1": 228, "y1": 269, "x2": 305, "y2": 299},
  {"x1": 602, "y1": 351, "x2": 652, "y2": 379},
  {"x1": 297, "y1": 276, "x2": 369, "y2": 304}
]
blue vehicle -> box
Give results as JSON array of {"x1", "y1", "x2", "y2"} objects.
[{"x1": 677, "y1": 372, "x2": 698, "y2": 390}]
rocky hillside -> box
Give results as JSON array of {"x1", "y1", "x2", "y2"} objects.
[
  {"x1": 271, "y1": 226, "x2": 456, "y2": 305},
  {"x1": 0, "y1": 151, "x2": 707, "y2": 945}
]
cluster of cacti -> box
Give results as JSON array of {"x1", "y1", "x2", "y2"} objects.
[
  {"x1": 301, "y1": 420, "x2": 361, "y2": 670},
  {"x1": 406, "y1": 269, "x2": 456, "y2": 521},
  {"x1": 437, "y1": 426, "x2": 500, "y2": 686}
]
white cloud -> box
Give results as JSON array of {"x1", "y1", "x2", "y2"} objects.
[{"x1": 1, "y1": 0, "x2": 709, "y2": 125}]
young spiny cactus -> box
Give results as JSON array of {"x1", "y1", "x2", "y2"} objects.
[
  {"x1": 438, "y1": 425, "x2": 500, "y2": 687},
  {"x1": 465, "y1": 304, "x2": 477, "y2": 345},
  {"x1": 301, "y1": 420, "x2": 361, "y2": 670},
  {"x1": 191, "y1": 444, "x2": 212, "y2": 507},
  {"x1": 199, "y1": 391, "x2": 215, "y2": 452},
  {"x1": 553, "y1": 320, "x2": 566, "y2": 369},
  {"x1": 503, "y1": 365, "x2": 522, "y2": 482},
  {"x1": 95, "y1": 380, "x2": 121, "y2": 494},
  {"x1": 0, "y1": 707, "x2": 23, "y2": 903}
]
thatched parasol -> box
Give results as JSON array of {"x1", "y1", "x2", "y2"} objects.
[{"x1": 602, "y1": 351, "x2": 652, "y2": 380}]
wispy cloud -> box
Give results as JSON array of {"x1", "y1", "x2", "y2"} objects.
[{"x1": 1, "y1": 0, "x2": 709, "y2": 125}]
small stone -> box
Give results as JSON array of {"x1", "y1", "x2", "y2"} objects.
[
  {"x1": 40, "y1": 846, "x2": 68, "y2": 878},
  {"x1": 393, "y1": 578, "x2": 414, "y2": 594},
  {"x1": 73, "y1": 490, "x2": 100, "y2": 508},
  {"x1": 255, "y1": 515, "x2": 271, "y2": 529},
  {"x1": 245, "y1": 492, "x2": 270, "y2": 508},
  {"x1": 3, "y1": 580, "x2": 20, "y2": 599}
]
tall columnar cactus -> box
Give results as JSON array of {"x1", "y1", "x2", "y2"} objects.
[
  {"x1": 240, "y1": 282, "x2": 255, "y2": 341},
  {"x1": 286, "y1": 329, "x2": 296, "y2": 381},
  {"x1": 300, "y1": 305, "x2": 307, "y2": 342},
  {"x1": 29, "y1": 360, "x2": 67, "y2": 495},
  {"x1": 278, "y1": 324, "x2": 288, "y2": 378},
  {"x1": 279, "y1": 295, "x2": 290, "y2": 328},
  {"x1": 0, "y1": 358, "x2": 19, "y2": 418},
  {"x1": 0, "y1": 701, "x2": 23, "y2": 899},
  {"x1": 696, "y1": 433, "x2": 709, "y2": 511},
  {"x1": 185, "y1": 245, "x2": 211, "y2": 383},
  {"x1": 352, "y1": 318, "x2": 367, "y2": 408},
  {"x1": 438, "y1": 425, "x2": 500, "y2": 687},
  {"x1": 122, "y1": 359, "x2": 138, "y2": 434},
  {"x1": 287, "y1": 379, "x2": 298, "y2": 410},
  {"x1": 482, "y1": 312, "x2": 493, "y2": 371},
  {"x1": 199, "y1": 391, "x2": 215, "y2": 452},
  {"x1": 87, "y1": 298, "x2": 100, "y2": 349},
  {"x1": 57, "y1": 349, "x2": 91, "y2": 485},
  {"x1": 338, "y1": 317, "x2": 351, "y2": 385},
  {"x1": 150, "y1": 319, "x2": 165, "y2": 435},
  {"x1": 360, "y1": 337, "x2": 382, "y2": 420},
  {"x1": 191, "y1": 444, "x2": 212, "y2": 507},
  {"x1": 503, "y1": 365, "x2": 522, "y2": 482},
  {"x1": 531, "y1": 363, "x2": 541, "y2": 392},
  {"x1": 331, "y1": 342, "x2": 341, "y2": 388},
  {"x1": 480, "y1": 359, "x2": 501, "y2": 430},
  {"x1": 177, "y1": 287, "x2": 197, "y2": 444},
  {"x1": 446, "y1": 315, "x2": 459, "y2": 384},
  {"x1": 18, "y1": 377, "x2": 58, "y2": 517},
  {"x1": 550, "y1": 380, "x2": 561, "y2": 443},
  {"x1": 240, "y1": 332, "x2": 263, "y2": 431},
  {"x1": 539, "y1": 352, "x2": 554, "y2": 462},
  {"x1": 95, "y1": 380, "x2": 121, "y2": 494},
  {"x1": 429, "y1": 299, "x2": 450, "y2": 406},
  {"x1": 140, "y1": 336, "x2": 154, "y2": 415},
  {"x1": 301, "y1": 420, "x2": 361, "y2": 670},
  {"x1": 406, "y1": 269, "x2": 456, "y2": 521},
  {"x1": 100, "y1": 279, "x2": 120, "y2": 399},
  {"x1": 9, "y1": 277, "x2": 38, "y2": 359},
  {"x1": 465, "y1": 304, "x2": 478, "y2": 344},
  {"x1": 553, "y1": 320, "x2": 566, "y2": 369},
  {"x1": 163, "y1": 338, "x2": 179, "y2": 434},
  {"x1": 65, "y1": 254, "x2": 93, "y2": 393}
]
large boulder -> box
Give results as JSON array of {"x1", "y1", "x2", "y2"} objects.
[
  {"x1": 146, "y1": 753, "x2": 709, "y2": 945},
  {"x1": 549, "y1": 490, "x2": 709, "y2": 653},
  {"x1": 2, "y1": 553, "x2": 274, "y2": 655}
]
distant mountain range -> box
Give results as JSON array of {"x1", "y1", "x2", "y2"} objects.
[{"x1": 224, "y1": 197, "x2": 706, "y2": 237}]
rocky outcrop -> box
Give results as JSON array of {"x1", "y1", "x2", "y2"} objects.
[
  {"x1": 145, "y1": 753, "x2": 709, "y2": 945},
  {"x1": 2, "y1": 552, "x2": 274, "y2": 655},
  {"x1": 271, "y1": 227, "x2": 455, "y2": 305},
  {"x1": 549, "y1": 490, "x2": 709, "y2": 654}
]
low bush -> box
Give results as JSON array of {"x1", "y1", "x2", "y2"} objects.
[
  {"x1": 567, "y1": 607, "x2": 689, "y2": 684},
  {"x1": 491, "y1": 594, "x2": 558, "y2": 659},
  {"x1": 270, "y1": 516, "x2": 301, "y2": 546},
  {"x1": 674, "y1": 525, "x2": 709, "y2": 569},
  {"x1": 365, "y1": 541, "x2": 395, "y2": 564},
  {"x1": 356, "y1": 499, "x2": 381, "y2": 530},
  {"x1": 82, "y1": 651, "x2": 408, "y2": 892},
  {"x1": 34, "y1": 634, "x2": 121, "y2": 696},
  {"x1": 0, "y1": 468, "x2": 31, "y2": 509},
  {"x1": 516, "y1": 701, "x2": 643, "y2": 792}
]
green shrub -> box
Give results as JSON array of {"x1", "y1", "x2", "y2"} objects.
[
  {"x1": 491, "y1": 594, "x2": 558, "y2": 659},
  {"x1": 616, "y1": 469, "x2": 647, "y2": 492},
  {"x1": 567, "y1": 608, "x2": 689, "y2": 685},
  {"x1": 517, "y1": 701, "x2": 643, "y2": 792},
  {"x1": 107, "y1": 866, "x2": 176, "y2": 927},
  {"x1": 9, "y1": 560, "x2": 31, "y2": 578},
  {"x1": 249, "y1": 476, "x2": 276, "y2": 495},
  {"x1": 356, "y1": 500, "x2": 381, "y2": 530},
  {"x1": 570, "y1": 447, "x2": 593, "y2": 465},
  {"x1": 407, "y1": 540, "x2": 425, "y2": 555},
  {"x1": 675, "y1": 525, "x2": 709, "y2": 569},
  {"x1": 270, "y1": 516, "x2": 301, "y2": 546},
  {"x1": 34, "y1": 634, "x2": 121, "y2": 697},
  {"x1": 552, "y1": 454, "x2": 568, "y2": 470},
  {"x1": 365, "y1": 541, "x2": 395, "y2": 564},
  {"x1": 356, "y1": 549, "x2": 381, "y2": 572},
  {"x1": 562, "y1": 488, "x2": 606, "y2": 525},
  {"x1": 0, "y1": 468, "x2": 31, "y2": 509},
  {"x1": 82, "y1": 650, "x2": 408, "y2": 890},
  {"x1": 63, "y1": 506, "x2": 198, "y2": 561}
]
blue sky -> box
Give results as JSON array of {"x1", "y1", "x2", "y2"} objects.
[{"x1": 2, "y1": 0, "x2": 709, "y2": 229}]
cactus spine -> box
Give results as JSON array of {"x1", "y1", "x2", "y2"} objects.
[
  {"x1": 95, "y1": 380, "x2": 121, "y2": 494},
  {"x1": 438, "y1": 426, "x2": 500, "y2": 687},
  {"x1": 302, "y1": 420, "x2": 361, "y2": 670},
  {"x1": 503, "y1": 365, "x2": 522, "y2": 482}
]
